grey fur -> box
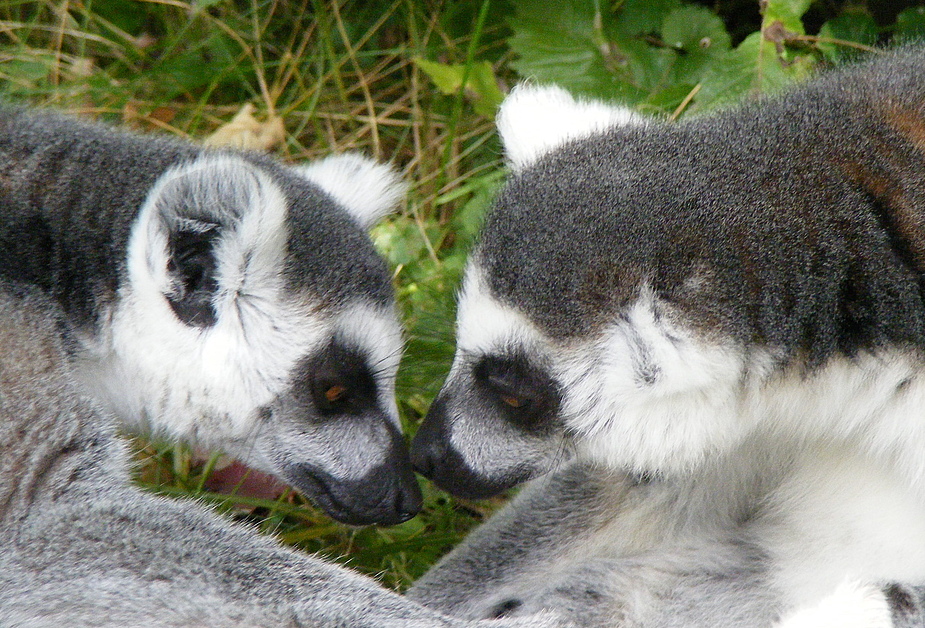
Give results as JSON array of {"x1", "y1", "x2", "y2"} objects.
[
  {"x1": 0, "y1": 284, "x2": 568, "y2": 627},
  {"x1": 885, "y1": 584, "x2": 925, "y2": 628}
]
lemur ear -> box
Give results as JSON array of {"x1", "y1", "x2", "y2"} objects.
[
  {"x1": 164, "y1": 217, "x2": 222, "y2": 327},
  {"x1": 131, "y1": 155, "x2": 289, "y2": 328},
  {"x1": 497, "y1": 83, "x2": 644, "y2": 171},
  {"x1": 296, "y1": 153, "x2": 406, "y2": 229}
]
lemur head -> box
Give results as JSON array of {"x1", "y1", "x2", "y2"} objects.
[
  {"x1": 412, "y1": 85, "x2": 765, "y2": 498},
  {"x1": 80, "y1": 151, "x2": 419, "y2": 526}
]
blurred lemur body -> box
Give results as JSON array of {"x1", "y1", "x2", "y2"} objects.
[
  {"x1": 0, "y1": 108, "x2": 568, "y2": 627},
  {"x1": 0, "y1": 284, "x2": 564, "y2": 627},
  {"x1": 409, "y1": 48, "x2": 925, "y2": 627}
]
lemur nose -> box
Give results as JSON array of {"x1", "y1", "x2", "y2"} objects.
[
  {"x1": 395, "y1": 481, "x2": 423, "y2": 523},
  {"x1": 409, "y1": 395, "x2": 450, "y2": 480}
]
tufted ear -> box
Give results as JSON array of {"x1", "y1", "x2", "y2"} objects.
[
  {"x1": 296, "y1": 153, "x2": 407, "y2": 229},
  {"x1": 497, "y1": 84, "x2": 644, "y2": 171},
  {"x1": 130, "y1": 155, "x2": 289, "y2": 328}
]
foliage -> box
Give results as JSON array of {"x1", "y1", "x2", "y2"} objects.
[{"x1": 1, "y1": 0, "x2": 920, "y2": 590}]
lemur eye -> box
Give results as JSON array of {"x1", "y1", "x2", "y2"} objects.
[
  {"x1": 485, "y1": 371, "x2": 532, "y2": 409},
  {"x1": 500, "y1": 394, "x2": 525, "y2": 408},
  {"x1": 473, "y1": 354, "x2": 562, "y2": 432},
  {"x1": 325, "y1": 384, "x2": 348, "y2": 403},
  {"x1": 298, "y1": 340, "x2": 379, "y2": 417}
]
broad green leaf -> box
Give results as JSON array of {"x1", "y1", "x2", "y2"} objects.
[
  {"x1": 414, "y1": 58, "x2": 467, "y2": 94},
  {"x1": 612, "y1": 0, "x2": 682, "y2": 36},
  {"x1": 414, "y1": 58, "x2": 504, "y2": 118},
  {"x1": 895, "y1": 6, "x2": 925, "y2": 44},
  {"x1": 693, "y1": 32, "x2": 814, "y2": 113},
  {"x1": 661, "y1": 6, "x2": 730, "y2": 52},
  {"x1": 661, "y1": 6, "x2": 731, "y2": 84},
  {"x1": 507, "y1": 0, "x2": 643, "y2": 101},
  {"x1": 817, "y1": 12, "x2": 878, "y2": 62},
  {"x1": 467, "y1": 62, "x2": 506, "y2": 118},
  {"x1": 641, "y1": 82, "x2": 698, "y2": 115},
  {"x1": 762, "y1": 0, "x2": 811, "y2": 34}
]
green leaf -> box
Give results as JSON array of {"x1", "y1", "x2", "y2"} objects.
[
  {"x1": 414, "y1": 58, "x2": 504, "y2": 118},
  {"x1": 817, "y1": 12, "x2": 878, "y2": 63},
  {"x1": 895, "y1": 6, "x2": 925, "y2": 44},
  {"x1": 414, "y1": 58, "x2": 467, "y2": 95},
  {"x1": 467, "y1": 62, "x2": 506, "y2": 118},
  {"x1": 762, "y1": 0, "x2": 811, "y2": 34},
  {"x1": 660, "y1": 6, "x2": 731, "y2": 84},
  {"x1": 641, "y1": 82, "x2": 698, "y2": 115},
  {"x1": 507, "y1": 0, "x2": 642, "y2": 101},
  {"x1": 661, "y1": 6, "x2": 730, "y2": 53},
  {"x1": 693, "y1": 32, "x2": 814, "y2": 113},
  {"x1": 612, "y1": 0, "x2": 682, "y2": 37}
]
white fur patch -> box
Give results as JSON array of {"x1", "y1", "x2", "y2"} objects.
[
  {"x1": 497, "y1": 83, "x2": 644, "y2": 171},
  {"x1": 455, "y1": 265, "x2": 925, "y2": 487},
  {"x1": 757, "y1": 449, "x2": 925, "y2": 608},
  {"x1": 555, "y1": 288, "x2": 762, "y2": 475},
  {"x1": 296, "y1": 153, "x2": 406, "y2": 229},
  {"x1": 452, "y1": 267, "x2": 548, "y2": 374},
  {"x1": 775, "y1": 580, "x2": 892, "y2": 628},
  {"x1": 81, "y1": 155, "x2": 329, "y2": 449},
  {"x1": 334, "y1": 300, "x2": 405, "y2": 427}
]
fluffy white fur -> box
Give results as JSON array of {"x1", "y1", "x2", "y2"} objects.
[
  {"x1": 453, "y1": 265, "x2": 925, "y2": 614},
  {"x1": 298, "y1": 153, "x2": 407, "y2": 228},
  {"x1": 452, "y1": 268, "x2": 547, "y2": 374},
  {"x1": 496, "y1": 84, "x2": 644, "y2": 171},
  {"x1": 775, "y1": 580, "x2": 892, "y2": 628}
]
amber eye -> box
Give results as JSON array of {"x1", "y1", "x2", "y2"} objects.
[
  {"x1": 325, "y1": 384, "x2": 348, "y2": 403},
  {"x1": 500, "y1": 394, "x2": 524, "y2": 408}
]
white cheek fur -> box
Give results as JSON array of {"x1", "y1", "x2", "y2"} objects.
[
  {"x1": 559, "y1": 301, "x2": 925, "y2": 482},
  {"x1": 555, "y1": 289, "x2": 760, "y2": 475}
]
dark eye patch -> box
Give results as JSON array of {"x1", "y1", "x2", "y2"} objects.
[
  {"x1": 293, "y1": 341, "x2": 378, "y2": 417},
  {"x1": 473, "y1": 354, "x2": 561, "y2": 432}
]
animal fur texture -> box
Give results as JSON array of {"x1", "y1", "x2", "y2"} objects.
[
  {"x1": 0, "y1": 109, "x2": 570, "y2": 627},
  {"x1": 0, "y1": 107, "x2": 418, "y2": 526},
  {"x1": 409, "y1": 47, "x2": 925, "y2": 626},
  {"x1": 0, "y1": 283, "x2": 570, "y2": 627}
]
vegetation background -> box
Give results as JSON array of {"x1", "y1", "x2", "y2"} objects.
[{"x1": 2, "y1": 0, "x2": 923, "y2": 591}]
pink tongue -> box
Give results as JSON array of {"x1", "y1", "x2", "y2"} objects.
[{"x1": 204, "y1": 460, "x2": 290, "y2": 500}]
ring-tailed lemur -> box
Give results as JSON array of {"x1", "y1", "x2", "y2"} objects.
[
  {"x1": 409, "y1": 48, "x2": 925, "y2": 626},
  {"x1": 0, "y1": 106, "x2": 422, "y2": 526},
  {"x1": 0, "y1": 282, "x2": 569, "y2": 627}
]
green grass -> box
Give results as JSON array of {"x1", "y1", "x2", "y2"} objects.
[{"x1": 2, "y1": 0, "x2": 919, "y2": 591}]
